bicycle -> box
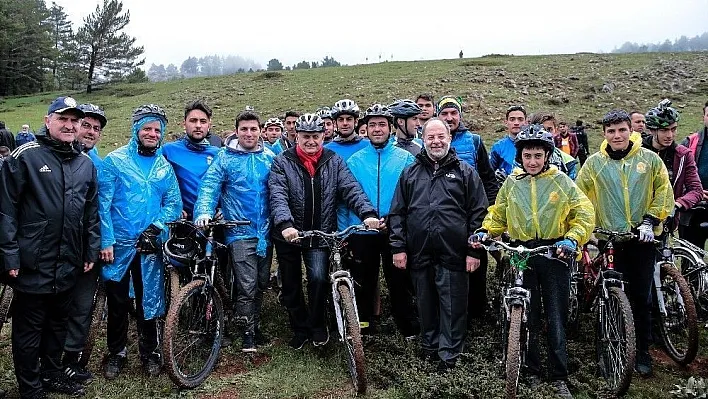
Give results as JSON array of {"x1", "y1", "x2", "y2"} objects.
[
  {"x1": 670, "y1": 202, "x2": 708, "y2": 319},
  {"x1": 651, "y1": 215, "x2": 699, "y2": 366},
  {"x1": 573, "y1": 228, "x2": 636, "y2": 396},
  {"x1": 297, "y1": 224, "x2": 378, "y2": 395},
  {"x1": 162, "y1": 218, "x2": 249, "y2": 389},
  {"x1": 480, "y1": 239, "x2": 559, "y2": 399}
]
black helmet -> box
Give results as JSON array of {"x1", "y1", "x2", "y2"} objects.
[
  {"x1": 362, "y1": 103, "x2": 393, "y2": 124},
  {"x1": 295, "y1": 113, "x2": 325, "y2": 133},
  {"x1": 645, "y1": 99, "x2": 680, "y2": 130},
  {"x1": 78, "y1": 103, "x2": 107, "y2": 128},
  {"x1": 132, "y1": 104, "x2": 168, "y2": 124},
  {"x1": 163, "y1": 222, "x2": 205, "y2": 268},
  {"x1": 331, "y1": 99, "x2": 360, "y2": 119},
  {"x1": 388, "y1": 99, "x2": 422, "y2": 119},
  {"x1": 514, "y1": 124, "x2": 554, "y2": 164}
]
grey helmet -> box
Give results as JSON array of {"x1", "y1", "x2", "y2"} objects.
[
  {"x1": 295, "y1": 113, "x2": 325, "y2": 133},
  {"x1": 264, "y1": 117, "x2": 284, "y2": 129},
  {"x1": 362, "y1": 103, "x2": 393, "y2": 123},
  {"x1": 514, "y1": 124, "x2": 554, "y2": 164},
  {"x1": 388, "y1": 99, "x2": 422, "y2": 119},
  {"x1": 316, "y1": 107, "x2": 333, "y2": 120},
  {"x1": 331, "y1": 99, "x2": 360, "y2": 119},
  {"x1": 132, "y1": 104, "x2": 168, "y2": 124},
  {"x1": 78, "y1": 103, "x2": 108, "y2": 128}
]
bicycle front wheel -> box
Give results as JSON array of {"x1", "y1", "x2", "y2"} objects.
[
  {"x1": 674, "y1": 250, "x2": 708, "y2": 319},
  {"x1": 164, "y1": 279, "x2": 224, "y2": 389},
  {"x1": 337, "y1": 284, "x2": 367, "y2": 394},
  {"x1": 655, "y1": 262, "x2": 699, "y2": 366},
  {"x1": 505, "y1": 305, "x2": 524, "y2": 399},
  {"x1": 595, "y1": 286, "x2": 635, "y2": 396}
]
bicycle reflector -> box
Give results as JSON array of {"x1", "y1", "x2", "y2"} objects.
[{"x1": 164, "y1": 223, "x2": 205, "y2": 268}]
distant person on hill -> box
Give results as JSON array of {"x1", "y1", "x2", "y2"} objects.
[
  {"x1": 459, "y1": 50, "x2": 463, "y2": 59},
  {"x1": 572, "y1": 119, "x2": 590, "y2": 164},
  {"x1": 0, "y1": 121, "x2": 16, "y2": 151},
  {"x1": 416, "y1": 94, "x2": 436, "y2": 126},
  {"x1": 630, "y1": 111, "x2": 648, "y2": 140},
  {"x1": 554, "y1": 121, "x2": 579, "y2": 158},
  {"x1": 490, "y1": 105, "x2": 527, "y2": 181},
  {"x1": 271, "y1": 110, "x2": 299, "y2": 154},
  {"x1": 15, "y1": 124, "x2": 36, "y2": 146}
]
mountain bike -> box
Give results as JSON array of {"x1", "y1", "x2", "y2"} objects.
[
  {"x1": 163, "y1": 219, "x2": 249, "y2": 389},
  {"x1": 574, "y1": 228, "x2": 636, "y2": 396},
  {"x1": 480, "y1": 239, "x2": 559, "y2": 399},
  {"x1": 297, "y1": 224, "x2": 378, "y2": 395},
  {"x1": 671, "y1": 203, "x2": 708, "y2": 319}
]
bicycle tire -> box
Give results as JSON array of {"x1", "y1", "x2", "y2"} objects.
[
  {"x1": 337, "y1": 284, "x2": 367, "y2": 394},
  {"x1": 164, "y1": 279, "x2": 224, "y2": 389},
  {"x1": 655, "y1": 262, "x2": 699, "y2": 366},
  {"x1": 595, "y1": 286, "x2": 635, "y2": 396},
  {"x1": 78, "y1": 282, "x2": 106, "y2": 368},
  {"x1": 168, "y1": 267, "x2": 180, "y2": 310},
  {"x1": 0, "y1": 283, "x2": 13, "y2": 331},
  {"x1": 505, "y1": 305, "x2": 524, "y2": 399},
  {"x1": 674, "y1": 250, "x2": 708, "y2": 319}
]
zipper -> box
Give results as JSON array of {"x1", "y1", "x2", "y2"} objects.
[{"x1": 377, "y1": 152, "x2": 381, "y2": 215}]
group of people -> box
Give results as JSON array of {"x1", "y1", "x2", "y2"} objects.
[
  {"x1": 0, "y1": 122, "x2": 37, "y2": 157},
  {"x1": 1, "y1": 91, "x2": 707, "y2": 399}
]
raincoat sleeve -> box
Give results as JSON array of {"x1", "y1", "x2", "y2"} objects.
[
  {"x1": 0, "y1": 156, "x2": 25, "y2": 271},
  {"x1": 647, "y1": 158, "x2": 674, "y2": 222},
  {"x1": 574, "y1": 161, "x2": 596, "y2": 207},
  {"x1": 268, "y1": 157, "x2": 294, "y2": 232},
  {"x1": 563, "y1": 179, "x2": 595, "y2": 246},
  {"x1": 482, "y1": 178, "x2": 510, "y2": 237},
  {"x1": 388, "y1": 170, "x2": 409, "y2": 255},
  {"x1": 463, "y1": 167, "x2": 488, "y2": 259},
  {"x1": 82, "y1": 166, "x2": 101, "y2": 263},
  {"x1": 98, "y1": 156, "x2": 118, "y2": 249},
  {"x1": 335, "y1": 157, "x2": 377, "y2": 221},
  {"x1": 193, "y1": 152, "x2": 225, "y2": 220},
  {"x1": 152, "y1": 165, "x2": 182, "y2": 232}
]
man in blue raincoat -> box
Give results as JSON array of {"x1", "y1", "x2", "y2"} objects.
[
  {"x1": 193, "y1": 110, "x2": 275, "y2": 353},
  {"x1": 98, "y1": 104, "x2": 182, "y2": 380}
]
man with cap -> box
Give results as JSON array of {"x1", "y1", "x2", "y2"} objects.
[
  {"x1": 61, "y1": 103, "x2": 107, "y2": 384},
  {"x1": 99, "y1": 104, "x2": 182, "y2": 379},
  {"x1": 437, "y1": 95, "x2": 499, "y2": 321},
  {"x1": 0, "y1": 96, "x2": 100, "y2": 398},
  {"x1": 15, "y1": 124, "x2": 36, "y2": 147}
]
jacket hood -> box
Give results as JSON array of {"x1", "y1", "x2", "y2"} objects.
[
  {"x1": 224, "y1": 134, "x2": 265, "y2": 154},
  {"x1": 599, "y1": 132, "x2": 642, "y2": 158},
  {"x1": 332, "y1": 134, "x2": 364, "y2": 145}
]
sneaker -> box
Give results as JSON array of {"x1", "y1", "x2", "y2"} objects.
[
  {"x1": 220, "y1": 335, "x2": 233, "y2": 348},
  {"x1": 526, "y1": 374, "x2": 542, "y2": 389},
  {"x1": 552, "y1": 380, "x2": 573, "y2": 399},
  {"x1": 418, "y1": 350, "x2": 441, "y2": 364},
  {"x1": 103, "y1": 354, "x2": 126, "y2": 380},
  {"x1": 41, "y1": 374, "x2": 85, "y2": 396},
  {"x1": 635, "y1": 351, "x2": 654, "y2": 377},
  {"x1": 255, "y1": 329, "x2": 272, "y2": 347},
  {"x1": 63, "y1": 363, "x2": 93, "y2": 384},
  {"x1": 436, "y1": 360, "x2": 455, "y2": 373},
  {"x1": 288, "y1": 334, "x2": 308, "y2": 350},
  {"x1": 242, "y1": 332, "x2": 257, "y2": 353},
  {"x1": 142, "y1": 357, "x2": 161, "y2": 377},
  {"x1": 311, "y1": 330, "x2": 329, "y2": 347}
]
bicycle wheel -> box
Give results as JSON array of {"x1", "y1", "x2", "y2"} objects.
[
  {"x1": 168, "y1": 267, "x2": 180, "y2": 310},
  {"x1": 78, "y1": 282, "x2": 106, "y2": 368},
  {"x1": 505, "y1": 305, "x2": 524, "y2": 399},
  {"x1": 674, "y1": 250, "x2": 708, "y2": 318},
  {"x1": 164, "y1": 279, "x2": 224, "y2": 389},
  {"x1": 0, "y1": 283, "x2": 13, "y2": 331},
  {"x1": 337, "y1": 284, "x2": 367, "y2": 394},
  {"x1": 595, "y1": 286, "x2": 635, "y2": 396},
  {"x1": 655, "y1": 262, "x2": 699, "y2": 366}
]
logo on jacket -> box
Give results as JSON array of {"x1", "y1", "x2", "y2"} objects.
[
  {"x1": 636, "y1": 162, "x2": 647, "y2": 174},
  {"x1": 39, "y1": 165, "x2": 52, "y2": 173},
  {"x1": 445, "y1": 172, "x2": 457, "y2": 179},
  {"x1": 206, "y1": 155, "x2": 213, "y2": 165}
]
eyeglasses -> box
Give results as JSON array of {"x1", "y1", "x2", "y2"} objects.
[{"x1": 81, "y1": 121, "x2": 102, "y2": 133}]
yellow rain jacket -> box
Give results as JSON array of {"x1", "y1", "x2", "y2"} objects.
[
  {"x1": 482, "y1": 165, "x2": 594, "y2": 246},
  {"x1": 575, "y1": 133, "x2": 674, "y2": 233}
]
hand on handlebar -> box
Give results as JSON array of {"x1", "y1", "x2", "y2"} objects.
[
  {"x1": 468, "y1": 231, "x2": 489, "y2": 249},
  {"x1": 555, "y1": 238, "x2": 577, "y2": 260},
  {"x1": 363, "y1": 217, "x2": 382, "y2": 230},
  {"x1": 282, "y1": 227, "x2": 299, "y2": 242},
  {"x1": 195, "y1": 215, "x2": 210, "y2": 228},
  {"x1": 637, "y1": 220, "x2": 654, "y2": 243}
]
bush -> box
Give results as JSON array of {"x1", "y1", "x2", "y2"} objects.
[{"x1": 671, "y1": 377, "x2": 708, "y2": 398}]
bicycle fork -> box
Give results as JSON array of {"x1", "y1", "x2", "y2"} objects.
[{"x1": 331, "y1": 269, "x2": 361, "y2": 340}]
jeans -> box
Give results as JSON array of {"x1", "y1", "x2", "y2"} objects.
[
  {"x1": 64, "y1": 265, "x2": 100, "y2": 353},
  {"x1": 229, "y1": 238, "x2": 272, "y2": 334},
  {"x1": 523, "y1": 255, "x2": 571, "y2": 381},
  {"x1": 410, "y1": 264, "x2": 468, "y2": 364},
  {"x1": 275, "y1": 241, "x2": 330, "y2": 338}
]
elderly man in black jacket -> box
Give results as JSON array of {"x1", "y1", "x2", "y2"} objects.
[
  {"x1": 0, "y1": 96, "x2": 100, "y2": 399},
  {"x1": 389, "y1": 118, "x2": 488, "y2": 372},
  {"x1": 268, "y1": 113, "x2": 380, "y2": 349}
]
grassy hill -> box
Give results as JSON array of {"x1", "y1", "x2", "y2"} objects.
[{"x1": 1, "y1": 51, "x2": 707, "y2": 154}]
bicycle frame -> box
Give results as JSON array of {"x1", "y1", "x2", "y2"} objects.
[{"x1": 581, "y1": 230, "x2": 630, "y2": 311}]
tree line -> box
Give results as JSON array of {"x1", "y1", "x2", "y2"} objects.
[
  {"x1": 267, "y1": 56, "x2": 342, "y2": 71},
  {"x1": 147, "y1": 55, "x2": 262, "y2": 82},
  {"x1": 0, "y1": 0, "x2": 144, "y2": 96},
  {"x1": 613, "y1": 32, "x2": 708, "y2": 53}
]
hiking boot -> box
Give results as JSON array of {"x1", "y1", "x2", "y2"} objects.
[
  {"x1": 255, "y1": 329, "x2": 272, "y2": 347},
  {"x1": 552, "y1": 380, "x2": 573, "y2": 399},
  {"x1": 436, "y1": 360, "x2": 455, "y2": 373},
  {"x1": 526, "y1": 374, "x2": 542, "y2": 389},
  {"x1": 288, "y1": 334, "x2": 308, "y2": 350},
  {"x1": 142, "y1": 357, "x2": 161, "y2": 377},
  {"x1": 311, "y1": 330, "x2": 329, "y2": 347},
  {"x1": 242, "y1": 332, "x2": 257, "y2": 353},
  {"x1": 635, "y1": 351, "x2": 653, "y2": 377},
  {"x1": 103, "y1": 354, "x2": 126, "y2": 380},
  {"x1": 41, "y1": 374, "x2": 85, "y2": 396},
  {"x1": 63, "y1": 363, "x2": 93, "y2": 384},
  {"x1": 418, "y1": 350, "x2": 441, "y2": 364}
]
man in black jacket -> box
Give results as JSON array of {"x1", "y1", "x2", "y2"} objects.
[
  {"x1": 268, "y1": 113, "x2": 380, "y2": 349},
  {"x1": 389, "y1": 118, "x2": 488, "y2": 371},
  {"x1": 0, "y1": 121, "x2": 16, "y2": 151},
  {"x1": 0, "y1": 96, "x2": 100, "y2": 399}
]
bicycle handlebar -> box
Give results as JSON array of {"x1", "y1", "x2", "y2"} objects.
[
  {"x1": 481, "y1": 240, "x2": 558, "y2": 256},
  {"x1": 167, "y1": 219, "x2": 251, "y2": 229},
  {"x1": 298, "y1": 224, "x2": 378, "y2": 241},
  {"x1": 593, "y1": 227, "x2": 635, "y2": 240}
]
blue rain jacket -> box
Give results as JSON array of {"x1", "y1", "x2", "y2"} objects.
[
  {"x1": 344, "y1": 141, "x2": 414, "y2": 229},
  {"x1": 98, "y1": 118, "x2": 182, "y2": 320},
  {"x1": 193, "y1": 138, "x2": 275, "y2": 256},
  {"x1": 489, "y1": 135, "x2": 516, "y2": 175},
  {"x1": 327, "y1": 136, "x2": 370, "y2": 229},
  {"x1": 450, "y1": 125, "x2": 482, "y2": 169}
]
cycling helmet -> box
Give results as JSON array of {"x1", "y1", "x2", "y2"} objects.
[
  {"x1": 316, "y1": 107, "x2": 333, "y2": 120},
  {"x1": 362, "y1": 103, "x2": 393, "y2": 124},
  {"x1": 331, "y1": 99, "x2": 360, "y2": 119},
  {"x1": 163, "y1": 222, "x2": 205, "y2": 268},
  {"x1": 132, "y1": 104, "x2": 168, "y2": 124},
  {"x1": 295, "y1": 113, "x2": 325, "y2": 133},
  {"x1": 514, "y1": 124, "x2": 555, "y2": 164},
  {"x1": 78, "y1": 103, "x2": 107, "y2": 128},
  {"x1": 645, "y1": 99, "x2": 680, "y2": 130},
  {"x1": 388, "y1": 99, "x2": 422, "y2": 119},
  {"x1": 264, "y1": 117, "x2": 284, "y2": 129}
]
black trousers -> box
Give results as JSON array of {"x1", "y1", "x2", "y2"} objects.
[
  {"x1": 12, "y1": 289, "x2": 73, "y2": 398},
  {"x1": 467, "y1": 250, "x2": 489, "y2": 319},
  {"x1": 679, "y1": 209, "x2": 708, "y2": 249},
  {"x1": 64, "y1": 265, "x2": 100, "y2": 354},
  {"x1": 105, "y1": 255, "x2": 159, "y2": 361}
]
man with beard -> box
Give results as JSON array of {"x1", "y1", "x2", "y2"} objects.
[
  {"x1": 630, "y1": 111, "x2": 648, "y2": 140},
  {"x1": 389, "y1": 118, "x2": 488, "y2": 371},
  {"x1": 162, "y1": 100, "x2": 221, "y2": 219},
  {"x1": 554, "y1": 121, "x2": 579, "y2": 158}
]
